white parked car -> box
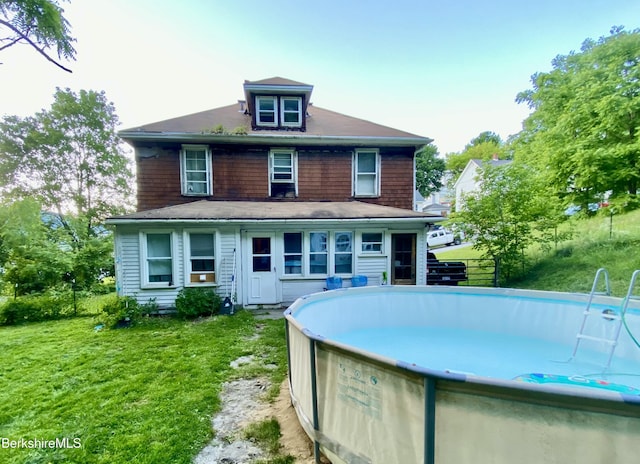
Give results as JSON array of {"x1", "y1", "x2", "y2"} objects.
[{"x1": 427, "y1": 228, "x2": 461, "y2": 248}]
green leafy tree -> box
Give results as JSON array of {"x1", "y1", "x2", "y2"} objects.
[
  {"x1": 446, "y1": 139, "x2": 508, "y2": 183},
  {"x1": 0, "y1": 0, "x2": 76, "y2": 72},
  {"x1": 415, "y1": 143, "x2": 446, "y2": 197},
  {"x1": 516, "y1": 27, "x2": 640, "y2": 211},
  {"x1": 0, "y1": 88, "x2": 134, "y2": 233},
  {"x1": 450, "y1": 163, "x2": 551, "y2": 283},
  {"x1": 0, "y1": 88, "x2": 131, "y2": 292},
  {"x1": 467, "y1": 131, "x2": 503, "y2": 148},
  {"x1": 0, "y1": 198, "x2": 72, "y2": 294}
]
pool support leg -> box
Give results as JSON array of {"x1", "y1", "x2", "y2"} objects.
[
  {"x1": 309, "y1": 338, "x2": 321, "y2": 463},
  {"x1": 424, "y1": 377, "x2": 436, "y2": 464}
]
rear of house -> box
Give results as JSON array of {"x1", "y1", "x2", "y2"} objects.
[{"x1": 108, "y1": 77, "x2": 441, "y2": 308}]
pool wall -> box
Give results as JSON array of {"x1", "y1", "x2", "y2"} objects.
[{"x1": 285, "y1": 286, "x2": 640, "y2": 464}]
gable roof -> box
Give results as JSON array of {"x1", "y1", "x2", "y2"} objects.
[{"x1": 107, "y1": 200, "x2": 443, "y2": 224}]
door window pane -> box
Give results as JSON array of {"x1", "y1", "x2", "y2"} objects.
[{"x1": 252, "y1": 237, "x2": 271, "y2": 272}]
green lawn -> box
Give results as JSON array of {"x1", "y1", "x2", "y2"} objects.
[
  {"x1": 0, "y1": 311, "x2": 287, "y2": 464},
  {"x1": 435, "y1": 209, "x2": 640, "y2": 296}
]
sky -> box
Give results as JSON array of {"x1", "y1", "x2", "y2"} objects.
[{"x1": 1, "y1": 0, "x2": 639, "y2": 155}]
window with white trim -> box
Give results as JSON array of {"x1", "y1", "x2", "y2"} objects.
[
  {"x1": 309, "y1": 232, "x2": 328, "y2": 275},
  {"x1": 186, "y1": 232, "x2": 216, "y2": 285},
  {"x1": 256, "y1": 96, "x2": 277, "y2": 126},
  {"x1": 281, "y1": 97, "x2": 302, "y2": 127},
  {"x1": 334, "y1": 232, "x2": 353, "y2": 274},
  {"x1": 284, "y1": 232, "x2": 302, "y2": 275},
  {"x1": 354, "y1": 149, "x2": 380, "y2": 197},
  {"x1": 361, "y1": 232, "x2": 383, "y2": 253},
  {"x1": 141, "y1": 232, "x2": 175, "y2": 286},
  {"x1": 180, "y1": 145, "x2": 212, "y2": 196},
  {"x1": 269, "y1": 149, "x2": 297, "y2": 197}
]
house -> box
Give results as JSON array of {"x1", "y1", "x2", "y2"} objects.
[
  {"x1": 453, "y1": 156, "x2": 511, "y2": 212},
  {"x1": 107, "y1": 77, "x2": 442, "y2": 308}
]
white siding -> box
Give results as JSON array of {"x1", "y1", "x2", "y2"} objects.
[{"x1": 114, "y1": 222, "x2": 429, "y2": 308}]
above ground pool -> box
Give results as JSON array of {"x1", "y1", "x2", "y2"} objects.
[{"x1": 284, "y1": 284, "x2": 640, "y2": 464}]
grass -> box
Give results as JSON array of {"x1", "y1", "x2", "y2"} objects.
[
  {"x1": 0, "y1": 311, "x2": 288, "y2": 464},
  {"x1": 436, "y1": 209, "x2": 640, "y2": 296}
]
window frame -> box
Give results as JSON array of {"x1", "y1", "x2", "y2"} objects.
[
  {"x1": 183, "y1": 230, "x2": 218, "y2": 287},
  {"x1": 180, "y1": 144, "x2": 212, "y2": 196},
  {"x1": 283, "y1": 232, "x2": 303, "y2": 276},
  {"x1": 353, "y1": 149, "x2": 381, "y2": 197},
  {"x1": 269, "y1": 149, "x2": 298, "y2": 197},
  {"x1": 256, "y1": 96, "x2": 278, "y2": 127},
  {"x1": 361, "y1": 231, "x2": 384, "y2": 254},
  {"x1": 280, "y1": 96, "x2": 303, "y2": 127},
  {"x1": 333, "y1": 231, "x2": 354, "y2": 275},
  {"x1": 140, "y1": 230, "x2": 177, "y2": 288}
]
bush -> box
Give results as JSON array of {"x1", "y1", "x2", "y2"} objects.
[
  {"x1": 97, "y1": 295, "x2": 142, "y2": 329},
  {"x1": 175, "y1": 287, "x2": 221, "y2": 319},
  {"x1": 0, "y1": 289, "x2": 84, "y2": 325}
]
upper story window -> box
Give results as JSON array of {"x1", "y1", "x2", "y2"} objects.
[
  {"x1": 354, "y1": 149, "x2": 380, "y2": 197},
  {"x1": 180, "y1": 145, "x2": 212, "y2": 196},
  {"x1": 281, "y1": 97, "x2": 302, "y2": 127},
  {"x1": 256, "y1": 96, "x2": 277, "y2": 126},
  {"x1": 269, "y1": 149, "x2": 297, "y2": 198},
  {"x1": 255, "y1": 96, "x2": 303, "y2": 129}
]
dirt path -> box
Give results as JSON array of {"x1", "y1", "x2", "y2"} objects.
[{"x1": 194, "y1": 377, "x2": 321, "y2": 463}]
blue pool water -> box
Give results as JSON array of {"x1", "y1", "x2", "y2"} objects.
[{"x1": 332, "y1": 326, "x2": 640, "y2": 392}]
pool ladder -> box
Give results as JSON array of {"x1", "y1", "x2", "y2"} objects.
[{"x1": 570, "y1": 268, "x2": 640, "y2": 369}]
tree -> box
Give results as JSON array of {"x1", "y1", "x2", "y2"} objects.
[
  {"x1": 0, "y1": 0, "x2": 76, "y2": 72},
  {"x1": 0, "y1": 198, "x2": 72, "y2": 294},
  {"x1": 0, "y1": 88, "x2": 131, "y2": 291},
  {"x1": 415, "y1": 143, "x2": 446, "y2": 197},
  {"x1": 466, "y1": 131, "x2": 503, "y2": 149},
  {"x1": 516, "y1": 27, "x2": 640, "y2": 211},
  {"x1": 446, "y1": 132, "x2": 508, "y2": 182},
  {"x1": 0, "y1": 88, "x2": 134, "y2": 233},
  {"x1": 450, "y1": 162, "x2": 552, "y2": 283}
]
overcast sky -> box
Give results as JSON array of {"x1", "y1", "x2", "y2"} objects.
[{"x1": 1, "y1": 0, "x2": 639, "y2": 154}]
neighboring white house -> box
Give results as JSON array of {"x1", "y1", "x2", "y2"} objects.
[{"x1": 453, "y1": 156, "x2": 512, "y2": 212}]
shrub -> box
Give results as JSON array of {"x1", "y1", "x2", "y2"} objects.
[
  {"x1": 0, "y1": 289, "x2": 86, "y2": 325},
  {"x1": 175, "y1": 287, "x2": 221, "y2": 319},
  {"x1": 97, "y1": 295, "x2": 142, "y2": 328}
]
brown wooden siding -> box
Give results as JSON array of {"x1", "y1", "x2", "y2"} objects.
[
  {"x1": 212, "y1": 148, "x2": 269, "y2": 199},
  {"x1": 135, "y1": 144, "x2": 415, "y2": 212},
  {"x1": 136, "y1": 149, "x2": 183, "y2": 211},
  {"x1": 297, "y1": 150, "x2": 352, "y2": 201},
  {"x1": 380, "y1": 150, "x2": 414, "y2": 209}
]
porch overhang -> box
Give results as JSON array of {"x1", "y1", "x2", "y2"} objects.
[{"x1": 106, "y1": 200, "x2": 445, "y2": 226}]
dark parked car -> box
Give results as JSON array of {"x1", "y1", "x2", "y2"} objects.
[{"x1": 426, "y1": 252, "x2": 468, "y2": 285}]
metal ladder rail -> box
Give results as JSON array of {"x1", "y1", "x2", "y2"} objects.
[
  {"x1": 570, "y1": 268, "x2": 617, "y2": 364},
  {"x1": 617, "y1": 270, "x2": 640, "y2": 347}
]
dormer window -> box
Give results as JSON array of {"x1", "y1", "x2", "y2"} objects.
[
  {"x1": 254, "y1": 96, "x2": 303, "y2": 129},
  {"x1": 281, "y1": 97, "x2": 302, "y2": 127},
  {"x1": 256, "y1": 96, "x2": 277, "y2": 126}
]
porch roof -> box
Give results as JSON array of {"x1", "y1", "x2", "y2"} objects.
[{"x1": 107, "y1": 200, "x2": 443, "y2": 225}]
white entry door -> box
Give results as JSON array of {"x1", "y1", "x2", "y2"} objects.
[{"x1": 247, "y1": 233, "x2": 278, "y2": 305}]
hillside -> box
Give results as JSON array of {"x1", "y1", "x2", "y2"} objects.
[{"x1": 438, "y1": 209, "x2": 640, "y2": 297}]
